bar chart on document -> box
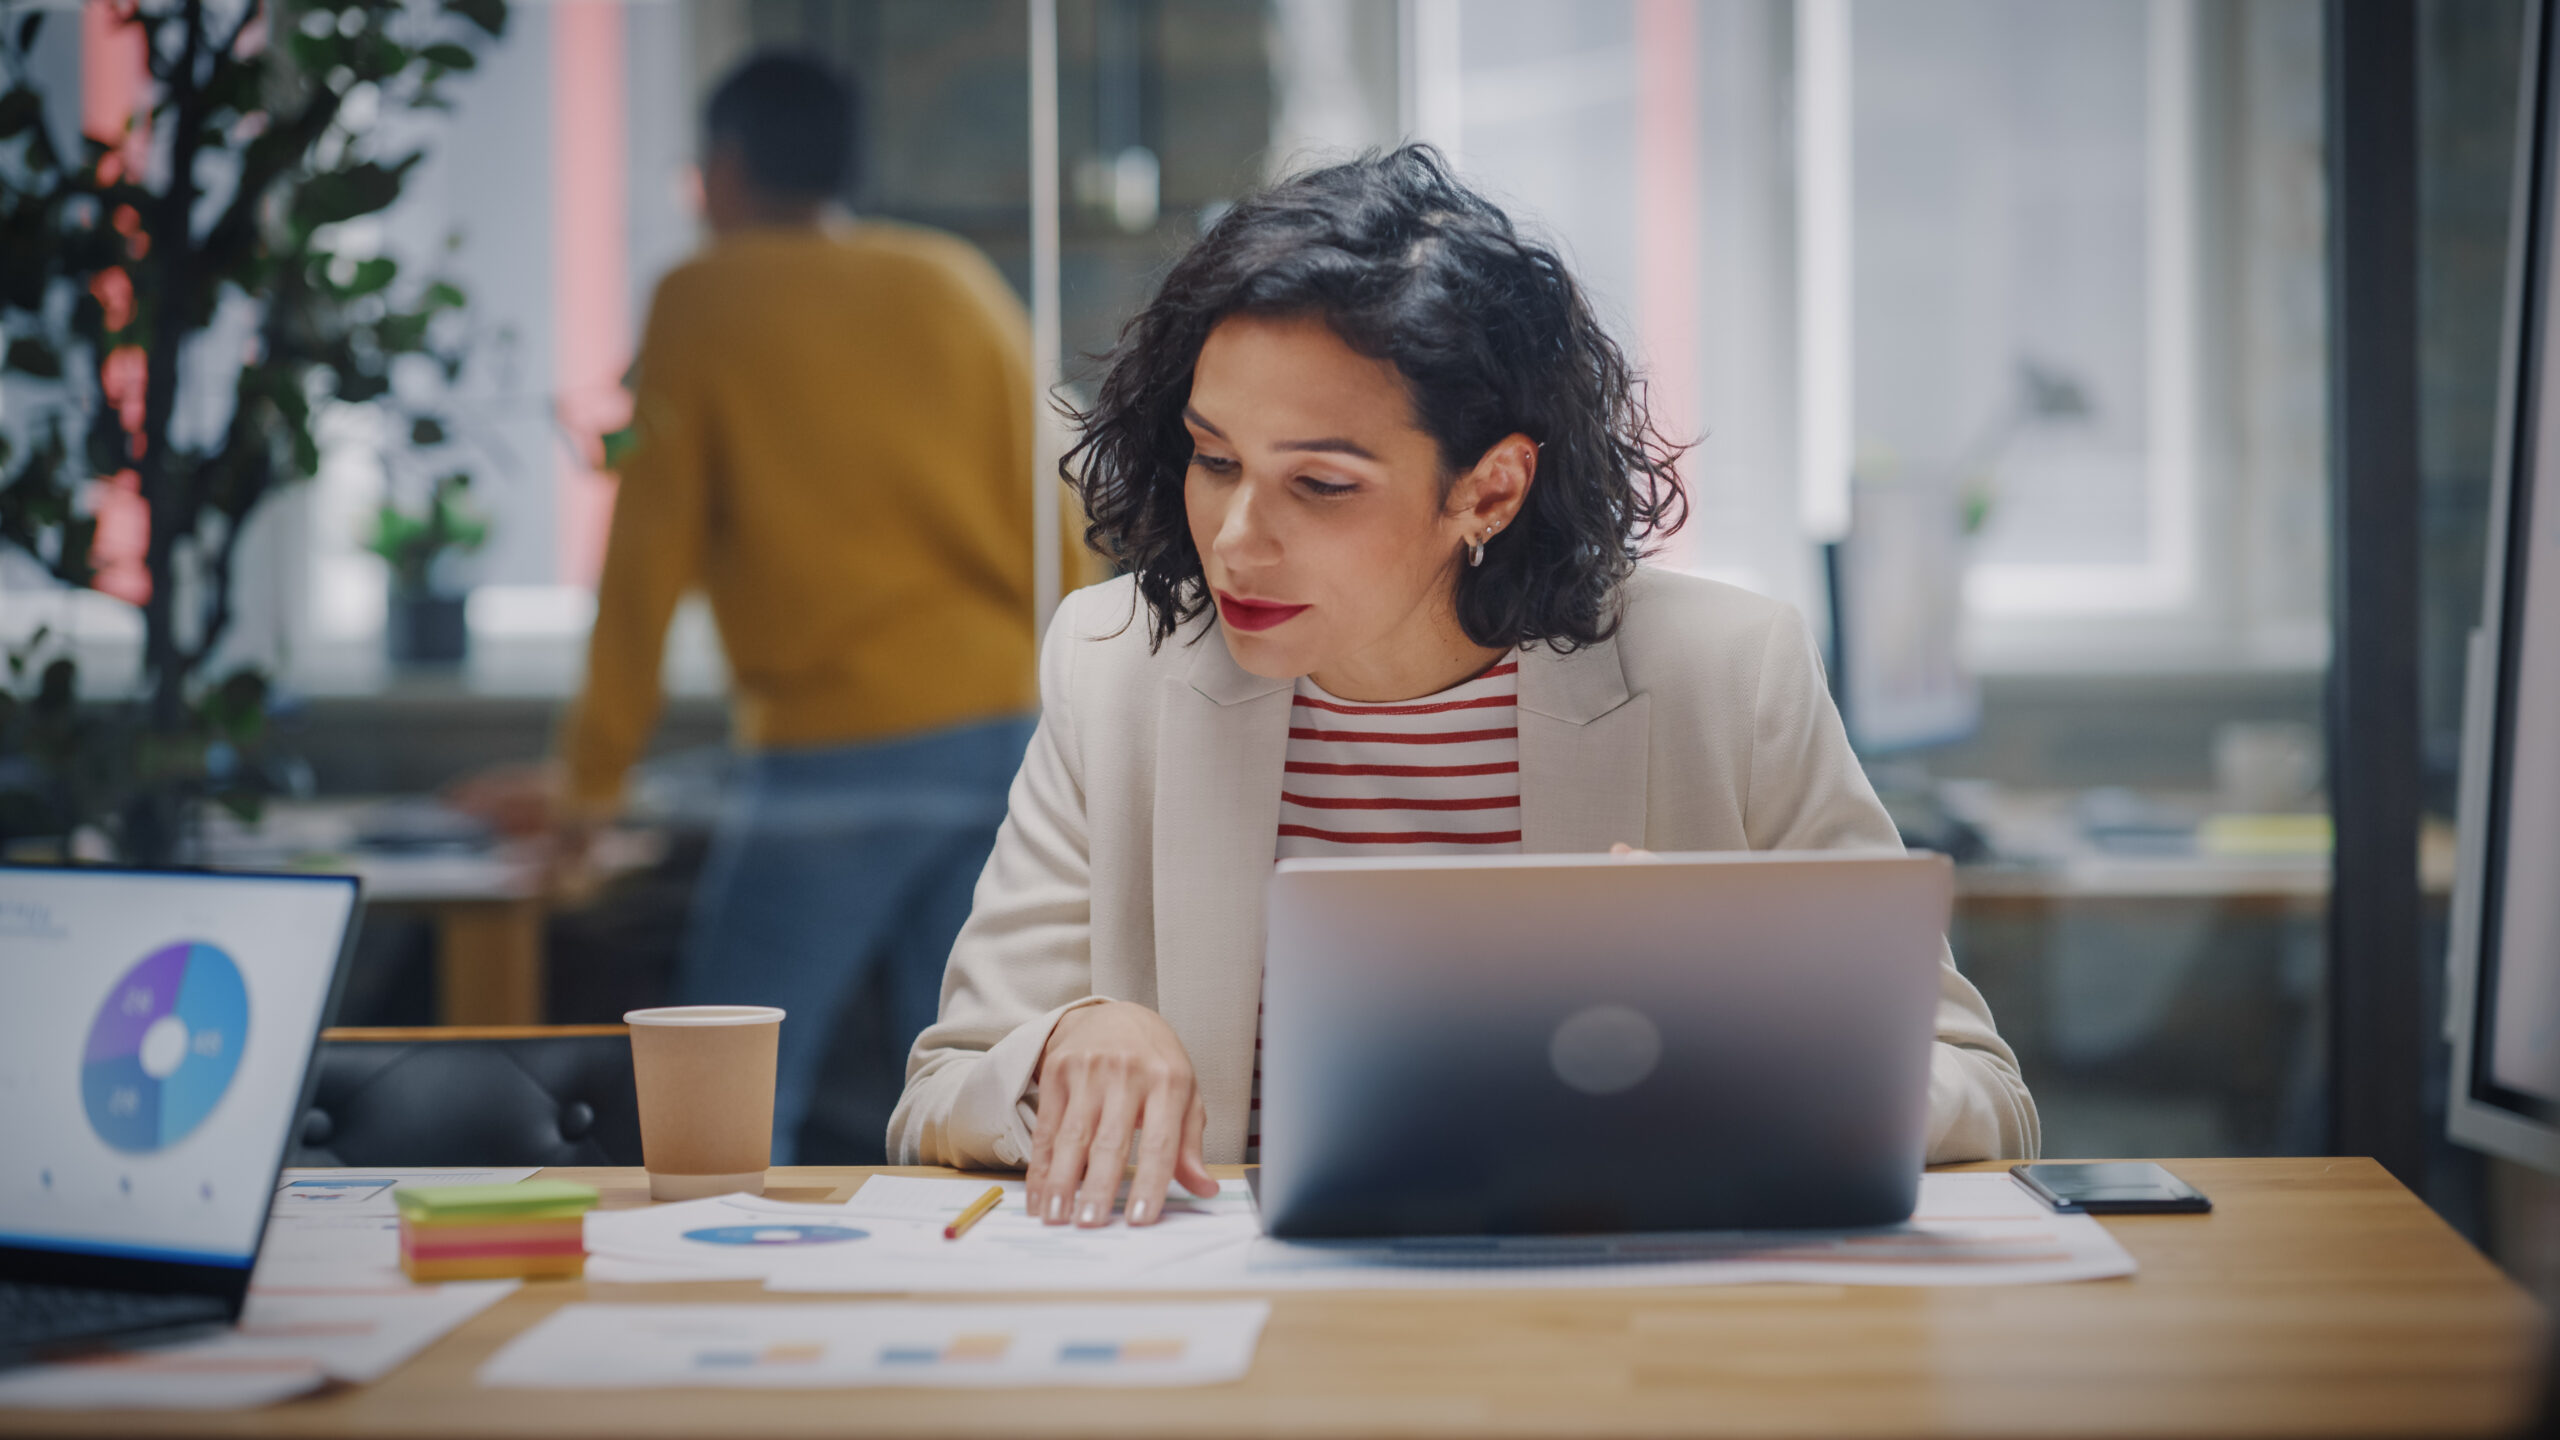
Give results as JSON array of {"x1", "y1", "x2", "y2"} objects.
[{"x1": 477, "y1": 1302, "x2": 1273, "y2": 1389}]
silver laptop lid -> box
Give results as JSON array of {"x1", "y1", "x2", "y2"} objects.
[{"x1": 1258, "y1": 850, "x2": 1950, "y2": 1238}]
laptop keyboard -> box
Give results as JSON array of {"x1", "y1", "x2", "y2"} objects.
[{"x1": 0, "y1": 1281, "x2": 229, "y2": 1354}]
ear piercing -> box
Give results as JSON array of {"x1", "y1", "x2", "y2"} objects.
[{"x1": 1468, "y1": 521, "x2": 1502, "y2": 568}]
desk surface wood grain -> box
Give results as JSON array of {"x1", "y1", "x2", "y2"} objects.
[{"x1": 2, "y1": 1158, "x2": 2543, "y2": 1440}]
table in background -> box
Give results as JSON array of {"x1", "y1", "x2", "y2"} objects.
[
  {"x1": 198, "y1": 800, "x2": 657, "y2": 1026},
  {"x1": 193, "y1": 789, "x2": 2449, "y2": 1031},
  {"x1": 1946, "y1": 788, "x2": 2458, "y2": 904},
  {"x1": 0, "y1": 1157, "x2": 2540, "y2": 1439}
]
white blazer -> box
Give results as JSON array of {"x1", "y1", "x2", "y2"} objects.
[{"x1": 890, "y1": 567, "x2": 2041, "y2": 1169}]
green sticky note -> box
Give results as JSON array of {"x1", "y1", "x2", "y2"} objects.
[{"x1": 392, "y1": 1180, "x2": 599, "y2": 1222}]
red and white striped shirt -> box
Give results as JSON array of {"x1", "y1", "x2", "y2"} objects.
[
  {"x1": 1274, "y1": 654, "x2": 1524, "y2": 858},
  {"x1": 1252, "y1": 654, "x2": 1523, "y2": 1159}
]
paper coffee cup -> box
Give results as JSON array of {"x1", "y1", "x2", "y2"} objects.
[{"x1": 623, "y1": 1006, "x2": 784, "y2": 1201}]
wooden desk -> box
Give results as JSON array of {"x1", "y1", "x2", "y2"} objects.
[{"x1": 2, "y1": 1158, "x2": 2541, "y2": 1439}]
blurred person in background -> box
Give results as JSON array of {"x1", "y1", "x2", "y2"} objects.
[{"x1": 483, "y1": 51, "x2": 1047, "y2": 1162}]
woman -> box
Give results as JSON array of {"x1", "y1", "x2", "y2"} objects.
[{"x1": 889, "y1": 147, "x2": 2038, "y2": 1226}]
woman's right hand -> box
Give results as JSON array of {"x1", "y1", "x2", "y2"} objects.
[{"x1": 1026, "y1": 1000, "x2": 1218, "y2": 1227}]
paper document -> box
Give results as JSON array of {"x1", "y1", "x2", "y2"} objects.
[
  {"x1": 0, "y1": 1359, "x2": 325, "y2": 1412},
  {"x1": 767, "y1": 1173, "x2": 2133, "y2": 1293},
  {"x1": 1165, "y1": 1173, "x2": 2135, "y2": 1291},
  {"x1": 602, "y1": 1177, "x2": 1256, "y2": 1290},
  {"x1": 258, "y1": 1168, "x2": 542, "y2": 1289},
  {"x1": 272, "y1": 1168, "x2": 542, "y2": 1217},
  {"x1": 479, "y1": 1301, "x2": 1270, "y2": 1389},
  {"x1": 585, "y1": 1194, "x2": 905, "y2": 1283},
  {"x1": 0, "y1": 1283, "x2": 516, "y2": 1410}
]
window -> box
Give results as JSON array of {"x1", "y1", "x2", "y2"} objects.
[
  {"x1": 1393, "y1": 0, "x2": 2328, "y2": 674},
  {"x1": 1400, "y1": 0, "x2": 1818, "y2": 610},
  {"x1": 1856, "y1": 0, "x2": 2195, "y2": 615}
]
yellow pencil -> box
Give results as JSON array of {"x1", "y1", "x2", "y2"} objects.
[{"x1": 943, "y1": 1185, "x2": 1005, "y2": 1240}]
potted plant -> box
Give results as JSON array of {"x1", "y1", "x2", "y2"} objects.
[
  {"x1": 367, "y1": 469, "x2": 488, "y2": 667},
  {"x1": 0, "y1": 0, "x2": 508, "y2": 863}
]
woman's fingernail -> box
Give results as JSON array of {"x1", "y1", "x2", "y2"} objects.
[
  {"x1": 1130, "y1": 1200, "x2": 1153, "y2": 1225},
  {"x1": 1077, "y1": 1200, "x2": 1100, "y2": 1226},
  {"x1": 1046, "y1": 1192, "x2": 1065, "y2": 1223}
]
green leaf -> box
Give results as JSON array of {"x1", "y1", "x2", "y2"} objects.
[
  {"x1": 290, "y1": 159, "x2": 416, "y2": 231},
  {"x1": 286, "y1": 30, "x2": 333, "y2": 77},
  {"x1": 4, "y1": 336, "x2": 61, "y2": 378},
  {"x1": 2, "y1": 241, "x2": 48, "y2": 309},
  {"x1": 287, "y1": 422, "x2": 320, "y2": 478},
  {"x1": 340, "y1": 255, "x2": 397, "y2": 297},
  {"x1": 205, "y1": 54, "x2": 266, "y2": 115},
  {"x1": 0, "y1": 88, "x2": 41, "y2": 140},
  {"x1": 82, "y1": 416, "x2": 124, "y2": 478},
  {"x1": 18, "y1": 115, "x2": 57, "y2": 173},
  {"x1": 15, "y1": 12, "x2": 45, "y2": 52},
  {"x1": 49, "y1": 509, "x2": 93, "y2": 589},
  {"x1": 423, "y1": 280, "x2": 467, "y2": 310},
  {"x1": 410, "y1": 415, "x2": 446, "y2": 446},
  {"x1": 55, "y1": 515, "x2": 95, "y2": 589},
  {"x1": 422, "y1": 42, "x2": 476, "y2": 71},
  {"x1": 204, "y1": 668, "x2": 270, "y2": 740},
  {"x1": 441, "y1": 0, "x2": 507, "y2": 39},
  {"x1": 376, "y1": 311, "x2": 430, "y2": 352},
  {"x1": 35, "y1": 656, "x2": 75, "y2": 713}
]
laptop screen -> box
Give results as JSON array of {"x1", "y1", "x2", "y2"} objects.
[{"x1": 0, "y1": 868, "x2": 357, "y2": 1269}]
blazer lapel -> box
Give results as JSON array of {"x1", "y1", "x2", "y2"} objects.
[
  {"x1": 1516, "y1": 634, "x2": 1651, "y2": 852},
  {"x1": 1152, "y1": 622, "x2": 1293, "y2": 1161}
]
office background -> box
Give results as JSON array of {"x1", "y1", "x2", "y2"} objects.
[{"x1": 0, "y1": 0, "x2": 2548, "y2": 1300}]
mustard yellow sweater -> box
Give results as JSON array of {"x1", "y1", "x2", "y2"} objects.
[{"x1": 561, "y1": 224, "x2": 1046, "y2": 808}]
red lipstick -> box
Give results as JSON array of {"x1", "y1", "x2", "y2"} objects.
[{"x1": 1215, "y1": 591, "x2": 1311, "y2": 632}]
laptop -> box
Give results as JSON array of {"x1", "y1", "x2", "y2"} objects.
[
  {"x1": 0, "y1": 865, "x2": 362, "y2": 1369},
  {"x1": 1256, "y1": 850, "x2": 1949, "y2": 1238}
]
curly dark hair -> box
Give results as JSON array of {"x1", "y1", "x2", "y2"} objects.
[{"x1": 1062, "y1": 145, "x2": 1689, "y2": 652}]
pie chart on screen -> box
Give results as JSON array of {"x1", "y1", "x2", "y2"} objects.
[{"x1": 81, "y1": 942, "x2": 250, "y2": 1153}]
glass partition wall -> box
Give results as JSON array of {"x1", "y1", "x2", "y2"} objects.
[{"x1": 0, "y1": 0, "x2": 2414, "y2": 1174}]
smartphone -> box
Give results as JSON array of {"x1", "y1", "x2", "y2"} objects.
[{"x1": 2009, "y1": 1162, "x2": 2211, "y2": 1214}]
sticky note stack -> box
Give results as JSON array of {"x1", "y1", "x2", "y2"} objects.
[{"x1": 395, "y1": 1180, "x2": 598, "y2": 1282}]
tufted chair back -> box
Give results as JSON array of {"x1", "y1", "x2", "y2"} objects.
[{"x1": 292, "y1": 1026, "x2": 645, "y2": 1167}]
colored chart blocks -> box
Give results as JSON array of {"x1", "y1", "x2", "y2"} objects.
[
  {"x1": 396, "y1": 1181, "x2": 598, "y2": 1282},
  {"x1": 82, "y1": 941, "x2": 249, "y2": 1154}
]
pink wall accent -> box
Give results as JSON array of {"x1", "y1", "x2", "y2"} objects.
[
  {"x1": 552, "y1": 1, "x2": 630, "y2": 589},
  {"x1": 80, "y1": 1, "x2": 146, "y2": 176},
  {"x1": 83, "y1": 3, "x2": 152, "y2": 606},
  {"x1": 1634, "y1": 0, "x2": 1702, "y2": 566}
]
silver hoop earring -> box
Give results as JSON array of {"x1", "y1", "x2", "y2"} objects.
[{"x1": 1468, "y1": 537, "x2": 1486, "y2": 567}]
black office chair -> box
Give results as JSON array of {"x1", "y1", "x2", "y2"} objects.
[{"x1": 292, "y1": 1026, "x2": 645, "y2": 1168}]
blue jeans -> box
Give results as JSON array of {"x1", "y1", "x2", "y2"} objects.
[{"x1": 676, "y1": 714, "x2": 1034, "y2": 1164}]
